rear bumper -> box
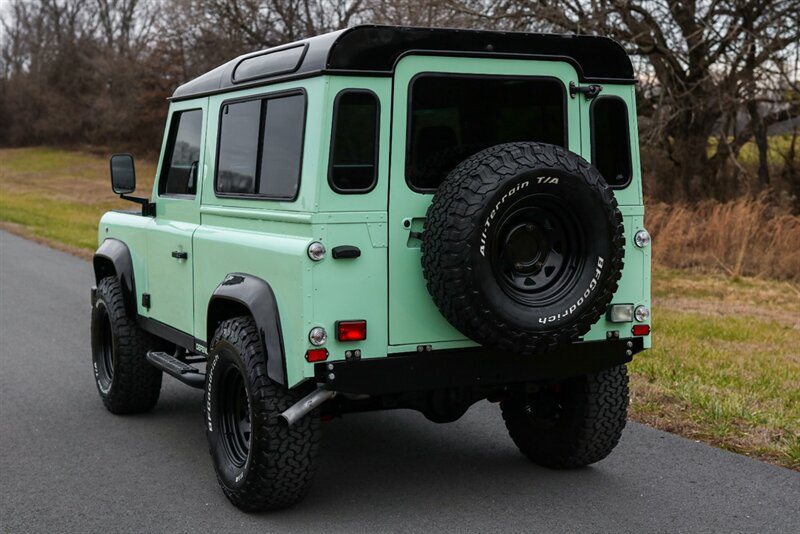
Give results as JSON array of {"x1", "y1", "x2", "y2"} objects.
[{"x1": 315, "y1": 337, "x2": 645, "y2": 395}]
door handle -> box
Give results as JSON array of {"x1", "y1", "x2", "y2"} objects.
[{"x1": 171, "y1": 250, "x2": 188, "y2": 260}]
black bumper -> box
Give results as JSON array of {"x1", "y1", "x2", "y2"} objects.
[{"x1": 315, "y1": 337, "x2": 645, "y2": 395}]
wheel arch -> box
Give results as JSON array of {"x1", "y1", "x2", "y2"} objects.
[
  {"x1": 207, "y1": 273, "x2": 287, "y2": 385},
  {"x1": 93, "y1": 238, "x2": 137, "y2": 318}
]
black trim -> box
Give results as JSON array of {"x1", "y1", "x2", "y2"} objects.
[
  {"x1": 171, "y1": 25, "x2": 634, "y2": 100},
  {"x1": 590, "y1": 95, "x2": 633, "y2": 189},
  {"x1": 404, "y1": 73, "x2": 569, "y2": 193},
  {"x1": 327, "y1": 89, "x2": 381, "y2": 194},
  {"x1": 93, "y1": 239, "x2": 137, "y2": 317},
  {"x1": 214, "y1": 88, "x2": 307, "y2": 202},
  {"x1": 207, "y1": 273, "x2": 288, "y2": 385},
  {"x1": 139, "y1": 315, "x2": 196, "y2": 350},
  {"x1": 317, "y1": 337, "x2": 644, "y2": 395}
]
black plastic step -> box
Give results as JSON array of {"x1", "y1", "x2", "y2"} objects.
[{"x1": 146, "y1": 351, "x2": 205, "y2": 389}]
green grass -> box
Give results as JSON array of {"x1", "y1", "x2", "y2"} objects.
[
  {"x1": 631, "y1": 279, "x2": 800, "y2": 469},
  {"x1": 0, "y1": 191, "x2": 115, "y2": 251},
  {"x1": 0, "y1": 146, "x2": 155, "y2": 254},
  {"x1": 2, "y1": 146, "x2": 799, "y2": 470}
]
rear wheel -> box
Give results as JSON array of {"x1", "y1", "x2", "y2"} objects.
[
  {"x1": 91, "y1": 276, "x2": 162, "y2": 413},
  {"x1": 500, "y1": 365, "x2": 629, "y2": 468},
  {"x1": 205, "y1": 316, "x2": 320, "y2": 512}
]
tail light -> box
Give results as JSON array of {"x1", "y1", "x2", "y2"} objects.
[{"x1": 337, "y1": 320, "x2": 367, "y2": 342}]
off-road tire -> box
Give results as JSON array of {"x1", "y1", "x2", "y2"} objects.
[
  {"x1": 422, "y1": 142, "x2": 624, "y2": 354},
  {"x1": 501, "y1": 365, "x2": 629, "y2": 468},
  {"x1": 205, "y1": 316, "x2": 320, "y2": 512},
  {"x1": 91, "y1": 276, "x2": 162, "y2": 413}
]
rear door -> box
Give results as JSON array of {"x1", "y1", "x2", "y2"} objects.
[
  {"x1": 145, "y1": 103, "x2": 206, "y2": 335},
  {"x1": 388, "y1": 56, "x2": 581, "y2": 348}
]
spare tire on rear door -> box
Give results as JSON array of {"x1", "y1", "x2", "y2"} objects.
[{"x1": 421, "y1": 142, "x2": 625, "y2": 355}]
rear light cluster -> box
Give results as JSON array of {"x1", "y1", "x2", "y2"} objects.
[{"x1": 304, "y1": 320, "x2": 366, "y2": 363}]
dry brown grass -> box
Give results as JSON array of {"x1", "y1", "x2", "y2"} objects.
[{"x1": 647, "y1": 198, "x2": 800, "y2": 281}]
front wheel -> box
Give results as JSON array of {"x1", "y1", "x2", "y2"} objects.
[
  {"x1": 501, "y1": 365, "x2": 629, "y2": 468},
  {"x1": 91, "y1": 276, "x2": 162, "y2": 413},
  {"x1": 205, "y1": 316, "x2": 320, "y2": 512}
]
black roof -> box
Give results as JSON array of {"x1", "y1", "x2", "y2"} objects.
[{"x1": 172, "y1": 25, "x2": 634, "y2": 100}]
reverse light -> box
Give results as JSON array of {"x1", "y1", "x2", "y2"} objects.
[
  {"x1": 634, "y1": 229, "x2": 651, "y2": 248},
  {"x1": 634, "y1": 305, "x2": 650, "y2": 323},
  {"x1": 305, "y1": 348, "x2": 329, "y2": 362},
  {"x1": 337, "y1": 320, "x2": 367, "y2": 342},
  {"x1": 308, "y1": 326, "x2": 327, "y2": 346},
  {"x1": 632, "y1": 324, "x2": 651, "y2": 336},
  {"x1": 607, "y1": 304, "x2": 634, "y2": 323}
]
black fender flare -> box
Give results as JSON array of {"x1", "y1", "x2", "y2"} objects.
[
  {"x1": 93, "y1": 238, "x2": 137, "y2": 318},
  {"x1": 207, "y1": 273, "x2": 287, "y2": 385}
]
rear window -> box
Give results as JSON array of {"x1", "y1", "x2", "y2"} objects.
[
  {"x1": 591, "y1": 97, "x2": 632, "y2": 187},
  {"x1": 329, "y1": 90, "x2": 379, "y2": 193},
  {"x1": 216, "y1": 92, "x2": 305, "y2": 200},
  {"x1": 407, "y1": 75, "x2": 566, "y2": 191}
]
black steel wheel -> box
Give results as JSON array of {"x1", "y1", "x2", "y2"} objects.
[
  {"x1": 90, "y1": 276, "x2": 162, "y2": 413},
  {"x1": 95, "y1": 305, "x2": 115, "y2": 390},
  {"x1": 422, "y1": 142, "x2": 625, "y2": 354},
  {"x1": 490, "y1": 196, "x2": 585, "y2": 307},
  {"x1": 219, "y1": 365, "x2": 251, "y2": 468},
  {"x1": 205, "y1": 316, "x2": 320, "y2": 512},
  {"x1": 501, "y1": 365, "x2": 629, "y2": 468}
]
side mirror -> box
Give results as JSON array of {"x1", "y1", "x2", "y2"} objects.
[{"x1": 110, "y1": 153, "x2": 136, "y2": 194}]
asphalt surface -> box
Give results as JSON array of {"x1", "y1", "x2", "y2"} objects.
[{"x1": 0, "y1": 229, "x2": 798, "y2": 533}]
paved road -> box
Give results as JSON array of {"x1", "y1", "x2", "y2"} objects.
[{"x1": 1, "y1": 230, "x2": 798, "y2": 533}]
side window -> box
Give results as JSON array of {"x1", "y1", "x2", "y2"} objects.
[
  {"x1": 591, "y1": 97, "x2": 632, "y2": 187},
  {"x1": 329, "y1": 91, "x2": 379, "y2": 193},
  {"x1": 216, "y1": 92, "x2": 305, "y2": 200},
  {"x1": 158, "y1": 109, "x2": 203, "y2": 197},
  {"x1": 407, "y1": 76, "x2": 565, "y2": 191}
]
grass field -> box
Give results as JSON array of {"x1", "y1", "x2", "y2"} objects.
[{"x1": 1, "y1": 146, "x2": 798, "y2": 470}]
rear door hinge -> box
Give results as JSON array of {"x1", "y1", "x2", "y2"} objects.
[
  {"x1": 142, "y1": 293, "x2": 151, "y2": 310},
  {"x1": 569, "y1": 82, "x2": 603, "y2": 100}
]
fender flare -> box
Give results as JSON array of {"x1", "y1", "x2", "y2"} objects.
[
  {"x1": 207, "y1": 273, "x2": 287, "y2": 385},
  {"x1": 93, "y1": 238, "x2": 137, "y2": 317}
]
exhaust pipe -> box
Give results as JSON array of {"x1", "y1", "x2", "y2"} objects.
[{"x1": 279, "y1": 387, "x2": 337, "y2": 426}]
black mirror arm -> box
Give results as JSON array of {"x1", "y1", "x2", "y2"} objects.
[{"x1": 119, "y1": 194, "x2": 156, "y2": 216}]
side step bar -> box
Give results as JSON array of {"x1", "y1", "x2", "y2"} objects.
[{"x1": 146, "y1": 351, "x2": 205, "y2": 389}]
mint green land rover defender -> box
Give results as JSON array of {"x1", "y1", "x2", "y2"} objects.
[{"x1": 91, "y1": 25, "x2": 651, "y2": 511}]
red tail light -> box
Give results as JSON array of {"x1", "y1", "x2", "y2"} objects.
[
  {"x1": 337, "y1": 320, "x2": 367, "y2": 341},
  {"x1": 305, "y1": 348, "x2": 328, "y2": 362},
  {"x1": 632, "y1": 324, "x2": 651, "y2": 336}
]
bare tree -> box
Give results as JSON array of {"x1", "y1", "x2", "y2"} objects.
[{"x1": 489, "y1": 0, "x2": 800, "y2": 200}]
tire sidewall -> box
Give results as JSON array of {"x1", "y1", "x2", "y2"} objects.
[
  {"x1": 470, "y1": 165, "x2": 617, "y2": 333},
  {"x1": 205, "y1": 341, "x2": 254, "y2": 492},
  {"x1": 91, "y1": 291, "x2": 116, "y2": 396}
]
